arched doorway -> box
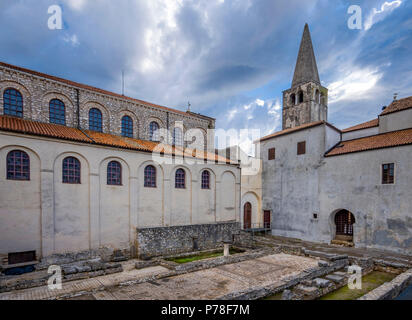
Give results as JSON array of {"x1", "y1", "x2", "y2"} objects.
[
  {"x1": 244, "y1": 202, "x2": 252, "y2": 229},
  {"x1": 334, "y1": 210, "x2": 355, "y2": 242}
]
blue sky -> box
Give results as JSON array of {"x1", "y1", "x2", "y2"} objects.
[{"x1": 1, "y1": 0, "x2": 411, "y2": 145}]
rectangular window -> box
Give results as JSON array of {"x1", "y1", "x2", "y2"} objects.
[
  {"x1": 268, "y1": 148, "x2": 276, "y2": 160},
  {"x1": 382, "y1": 163, "x2": 394, "y2": 184},
  {"x1": 297, "y1": 141, "x2": 306, "y2": 155}
]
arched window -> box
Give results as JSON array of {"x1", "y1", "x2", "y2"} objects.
[
  {"x1": 121, "y1": 115, "x2": 133, "y2": 138},
  {"x1": 62, "y1": 157, "x2": 81, "y2": 184},
  {"x1": 175, "y1": 168, "x2": 186, "y2": 189},
  {"x1": 49, "y1": 99, "x2": 66, "y2": 125},
  {"x1": 298, "y1": 91, "x2": 304, "y2": 103},
  {"x1": 107, "y1": 161, "x2": 122, "y2": 185},
  {"x1": 290, "y1": 93, "x2": 296, "y2": 105},
  {"x1": 173, "y1": 127, "x2": 183, "y2": 146},
  {"x1": 3, "y1": 89, "x2": 23, "y2": 118},
  {"x1": 7, "y1": 150, "x2": 30, "y2": 180},
  {"x1": 149, "y1": 121, "x2": 160, "y2": 141},
  {"x1": 201, "y1": 170, "x2": 210, "y2": 189},
  {"x1": 320, "y1": 93, "x2": 325, "y2": 105},
  {"x1": 89, "y1": 108, "x2": 103, "y2": 132},
  {"x1": 144, "y1": 165, "x2": 156, "y2": 188},
  {"x1": 315, "y1": 90, "x2": 320, "y2": 104}
]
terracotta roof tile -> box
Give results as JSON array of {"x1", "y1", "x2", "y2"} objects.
[
  {"x1": 326, "y1": 128, "x2": 412, "y2": 157},
  {"x1": 342, "y1": 118, "x2": 379, "y2": 132},
  {"x1": 258, "y1": 121, "x2": 340, "y2": 142},
  {"x1": 0, "y1": 115, "x2": 91, "y2": 143},
  {"x1": 0, "y1": 61, "x2": 212, "y2": 119},
  {"x1": 0, "y1": 115, "x2": 235, "y2": 164},
  {"x1": 380, "y1": 96, "x2": 412, "y2": 116}
]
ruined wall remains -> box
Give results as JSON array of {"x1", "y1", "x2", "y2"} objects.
[{"x1": 136, "y1": 222, "x2": 242, "y2": 259}]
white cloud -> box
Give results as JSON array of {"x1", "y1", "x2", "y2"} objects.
[
  {"x1": 364, "y1": 1, "x2": 402, "y2": 30},
  {"x1": 62, "y1": 34, "x2": 80, "y2": 47},
  {"x1": 328, "y1": 67, "x2": 383, "y2": 103},
  {"x1": 65, "y1": 0, "x2": 88, "y2": 11}
]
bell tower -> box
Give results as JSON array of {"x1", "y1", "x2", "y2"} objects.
[{"x1": 282, "y1": 24, "x2": 328, "y2": 130}]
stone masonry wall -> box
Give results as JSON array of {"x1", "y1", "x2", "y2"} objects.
[
  {"x1": 136, "y1": 222, "x2": 242, "y2": 259},
  {"x1": 0, "y1": 64, "x2": 215, "y2": 150}
]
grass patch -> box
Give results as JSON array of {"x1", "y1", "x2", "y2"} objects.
[
  {"x1": 166, "y1": 248, "x2": 244, "y2": 264},
  {"x1": 319, "y1": 271, "x2": 396, "y2": 300},
  {"x1": 263, "y1": 292, "x2": 283, "y2": 300}
]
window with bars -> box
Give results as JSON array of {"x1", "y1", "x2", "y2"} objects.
[
  {"x1": 7, "y1": 150, "x2": 30, "y2": 180},
  {"x1": 149, "y1": 121, "x2": 160, "y2": 141},
  {"x1": 49, "y1": 99, "x2": 66, "y2": 125},
  {"x1": 107, "y1": 161, "x2": 122, "y2": 185},
  {"x1": 297, "y1": 141, "x2": 306, "y2": 155},
  {"x1": 144, "y1": 165, "x2": 156, "y2": 188},
  {"x1": 382, "y1": 163, "x2": 395, "y2": 184},
  {"x1": 62, "y1": 157, "x2": 81, "y2": 184},
  {"x1": 201, "y1": 170, "x2": 210, "y2": 189},
  {"x1": 89, "y1": 108, "x2": 103, "y2": 132},
  {"x1": 268, "y1": 148, "x2": 276, "y2": 160},
  {"x1": 175, "y1": 168, "x2": 186, "y2": 189},
  {"x1": 3, "y1": 89, "x2": 23, "y2": 118},
  {"x1": 173, "y1": 127, "x2": 183, "y2": 146},
  {"x1": 121, "y1": 115, "x2": 133, "y2": 138}
]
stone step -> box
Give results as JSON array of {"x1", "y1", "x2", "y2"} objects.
[
  {"x1": 312, "y1": 278, "x2": 333, "y2": 288},
  {"x1": 295, "y1": 284, "x2": 319, "y2": 296},
  {"x1": 325, "y1": 274, "x2": 345, "y2": 283}
]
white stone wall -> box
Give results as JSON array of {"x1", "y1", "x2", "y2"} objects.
[
  {"x1": 342, "y1": 126, "x2": 379, "y2": 141},
  {"x1": 379, "y1": 109, "x2": 412, "y2": 134},
  {"x1": 261, "y1": 123, "x2": 412, "y2": 255},
  {"x1": 0, "y1": 132, "x2": 240, "y2": 259}
]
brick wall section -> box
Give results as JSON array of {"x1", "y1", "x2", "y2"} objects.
[{"x1": 0, "y1": 64, "x2": 215, "y2": 149}]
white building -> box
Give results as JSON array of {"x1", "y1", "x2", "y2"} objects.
[
  {"x1": 257, "y1": 25, "x2": 412, "y2": 255},
  {"x1": 0, "y1": 62, "x2": 241, "y2": 266}
]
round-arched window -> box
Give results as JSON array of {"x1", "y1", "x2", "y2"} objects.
[{"x1": 3, "y1": 89, "x2": 23, "y2": 118}]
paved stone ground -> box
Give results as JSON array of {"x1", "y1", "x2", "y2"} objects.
[
  {"x1": 255, "y1": 235, "x2": 412, "y2": 265},
  {"x1": 0, "y1": 253, "x2": 318, "y2": 300},
  {"x1": 70, "y1": 253, "x2": 318, "y2": 300},
  {"x1": 0, "y1": 260, "x2": 170, "y2": 300}
]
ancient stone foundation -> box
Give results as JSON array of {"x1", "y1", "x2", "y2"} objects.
[{"x1": 136, "y1": 222, "x2": 249, "y2": 259}]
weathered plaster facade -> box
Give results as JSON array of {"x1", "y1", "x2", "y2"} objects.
[{"x1": 0, "y1": 131, "x2": 240, "y2": 260}]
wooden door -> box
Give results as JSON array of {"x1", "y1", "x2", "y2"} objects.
[
  {"x1": 244, "y1": 202, "x2": 252, "y2": 229},
  {"x1": 264, "y1": 210, "x2": 271, "y2": 229}
]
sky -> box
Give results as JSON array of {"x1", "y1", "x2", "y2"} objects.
[{"x1": 1, "y1": 0, "x2": 411, "y2": 153}]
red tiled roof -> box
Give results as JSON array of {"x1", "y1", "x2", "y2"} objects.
[
  {"x1": 0, "y1": 115, "x2": 91, "y2": 143},
  {"x1": 0, "y1": 116, "x2": 234, "y2": 164},
  {"x1": 342, "y1": 118, "x2": 379, "y2": 133},
  {"x1": 258, "y1": 121, "x2": 340, "y2": 142},
  {"x1": 0, "y1": 61, "x2": 215, "y2": 120},
  {"x1": 380, "y1": 96, "x2": 412, "y2": 116},
  {"x1": 326, "y1": 127, "x2": 412, "y2": 157}
]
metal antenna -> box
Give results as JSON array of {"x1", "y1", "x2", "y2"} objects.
[
  {"x1": 122, "y1": 70, "x2": 125, "y2": 96},
  {"x1": 187, "y1": 101, "x2": 191, "y2": 112}
]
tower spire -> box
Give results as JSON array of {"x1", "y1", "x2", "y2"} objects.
[{"x1": 291, "y1": 23, "x2": 320, "y2": 87}]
